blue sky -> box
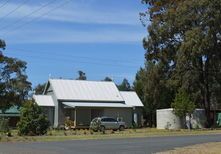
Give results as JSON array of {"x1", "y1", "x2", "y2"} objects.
[{"x1": 0, "y1": 0, "x2": 147, "y2": 87}]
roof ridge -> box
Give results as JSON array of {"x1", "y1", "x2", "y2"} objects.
[{"x1": 49, "y1": 78, "x2": 115, "y2": 84}]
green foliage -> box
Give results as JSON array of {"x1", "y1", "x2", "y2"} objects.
[
  {"x1": 117, "y1": 78, "x2": 131, "y2": 91},
  {"x1": 140, "y1": 0, "x2": 221, "y2": 126},
  {"x1": 0, "y1": 39, "x2": 6, "y2": 50},
  {"x1": 34, "y1": 83, "x2": 46, "y2": 95},
  {"x1": 0, "y1": 118, "x2": 9, "y2": 133},
  {"x1": 217, "y1": 113, "x2": 221, "y2": 127},
  {"x1": 17, "y1": 100, "x2": 49, "y2": 136},
  {"x1": 133, "y1": 68, "x2": 145, "y2": 100},
  {"x1": 172, "y1": 89, "x2": 195, "y2": 118},
  {"x1": 76, "y1": 70, "x2": 87, "y2": 80},
  {"x1": 134, "y1": 64, "x2": 174, "y2": 127},
  {"x1": 0, "y1": 39, "x2": 6, "y2": 58},
  {"x1": 0, "y1": 56, "x2": 32, "y2": 111},
  {"x1": 103, "y1": 77, "x2": 112, "y2": 82}
]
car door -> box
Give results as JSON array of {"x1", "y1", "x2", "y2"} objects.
[
  {"x1": 108, "y1": 118, "x2": 119, "y2": 129},
  {"x1": 101, "y1": 118, "x2": 109, "y2": 129}
]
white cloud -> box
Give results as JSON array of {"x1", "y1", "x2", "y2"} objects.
[
  {"x1": 4, "y1": 28, "x2": 144, "y2": 44},
  {"x1": 0, "y1": 1, "x2": 146, "y2": 44},
  {"x1": 0, "y1": 1, "x2": 141, "y2": 25}
]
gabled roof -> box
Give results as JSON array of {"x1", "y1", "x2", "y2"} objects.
[
  {"x1": 33, "y1": 95, "x2": 55, "y2": 106},
  {"x1": 0, "y1": 106, "x2": 19, "y2": 114},
  {"x1": 47, "y1": 79, "x2": 124, "y2": 102},
  {"x1": 120, "y1": 91, "x2": 144, "y2": 107}
]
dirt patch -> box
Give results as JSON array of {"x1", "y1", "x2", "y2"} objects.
[{"x1": 158, "y1": 142, "x2": 221, "y2": 154}]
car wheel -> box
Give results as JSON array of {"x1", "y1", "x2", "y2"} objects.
[{"x1": 119, "y1": 125, "x2": 125, "y2": 131}]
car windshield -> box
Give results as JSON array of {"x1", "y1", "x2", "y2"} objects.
[{"x1": 101, "y1": 118, "x2": 117, "y2": 122}]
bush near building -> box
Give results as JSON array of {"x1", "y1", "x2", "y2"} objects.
[
  {"x1": 17, "y1": 100, "x2": 49, "y2": 136},
  {"x1": 0, "y1": 118, "x2": 9, "y2": 133}
]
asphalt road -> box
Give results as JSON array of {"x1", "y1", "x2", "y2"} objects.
[{"x1": 0, "y1": 134, "x2": 221, "y2": 154}]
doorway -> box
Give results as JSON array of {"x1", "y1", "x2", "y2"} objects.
[{"x1": 91, "y1": 109, "x2": 104, "y2": 120}]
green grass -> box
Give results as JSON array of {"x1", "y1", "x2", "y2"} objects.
[{"x1": 1, "y1": 128, "x2": 221, "y2": 142}]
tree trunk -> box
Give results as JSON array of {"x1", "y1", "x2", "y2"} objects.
[
  {"x1": 204, "y1": 82, "x2": 211, "y2": 127},
  {"x1": 149, "y1": 111, "x2": 153, "y2": 127},
  {"x1": 203, "y1": 59, "x2": 211, "y2": 127}
]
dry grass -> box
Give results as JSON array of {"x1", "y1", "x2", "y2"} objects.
[
  {"x1": 158, "y1": 142, "x2": 221, "y2": 154},
  {"x1": 1, "y1": 128, "x2": 221, "y2": 142}
]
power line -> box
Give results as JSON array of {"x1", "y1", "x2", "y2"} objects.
[
  {"x1": 1, "y1": 0, "x2": 71, "y2": 36},
  {"x1": 0, "y1": 0, "x2": 10, "y2": 10},
  {"x1": 0, "y1": 0, "x2": 57, "y2": 33},
  {"x1": 0, "y1": 0, "x2": 29, "y2": 25}
]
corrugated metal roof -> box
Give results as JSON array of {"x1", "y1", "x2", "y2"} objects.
[
  {"x1": 49, "y1": 79, "x2": 124, "y2": 102},
  {"x1": 0, "y1": 106, "x2": 20, "y2": 114},
  {"x1": 62, "y1": 102, "x2": 132, "y2": 108},
  {"x1": 120, "y1": 91, "x2": 144, "y2": 107},
  {"x1": 33, "y1": 95, "x2": 55, "y2": 106}
]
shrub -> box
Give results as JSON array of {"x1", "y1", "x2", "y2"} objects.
[
  {"x1": 17, "y1": 100, "x2": 50, "y2": 136},
  {"x1": 171, "y1": 89, "x2": 195, "y2": 118},
  {"x1": 132, "y1": 121, "x2": 138, "y2": 129},
  {"x1": 0, "y1": 117, "x2": 9, "y2": 133},
  {"x1": 171, "y1": 89, "x2": 195, "y2": 129},
  {"x1": 64, "y1": 117, "x2": 75, "y2": 130}
]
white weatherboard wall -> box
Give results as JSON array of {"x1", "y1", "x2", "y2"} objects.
[
  {"x1": 157, "y1": 108, "x2": 206, "y2": 129},
  {"x1": 157, "y1": 108, "x2": 183, "y2": 129}
]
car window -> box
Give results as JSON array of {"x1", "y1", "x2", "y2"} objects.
[
  {"x1": 101, "y1": 117, "x2": 117, "y2": 122},
  {"x1": 108, "y1": 118, "x2": 117, "y2": 122},
  {"x1": 101, "y1": 118, "x2": 108, "y2": 122}
]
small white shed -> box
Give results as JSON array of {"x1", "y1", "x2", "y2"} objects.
[{"x1": 157, "y1": 108, "x2": 206, "y2": 129}]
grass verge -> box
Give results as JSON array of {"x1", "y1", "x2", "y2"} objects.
[{"x1": 1, "y1": 128, "x2": 221, "y2": 142}]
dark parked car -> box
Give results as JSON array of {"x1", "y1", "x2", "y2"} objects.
[{"x1": 90, "y1": 117, "x2": 126, "y2": 132}]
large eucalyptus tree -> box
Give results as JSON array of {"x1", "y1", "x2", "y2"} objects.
[{"x1": 140, "y1": 0, "x2": 221, "y2": 126}]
